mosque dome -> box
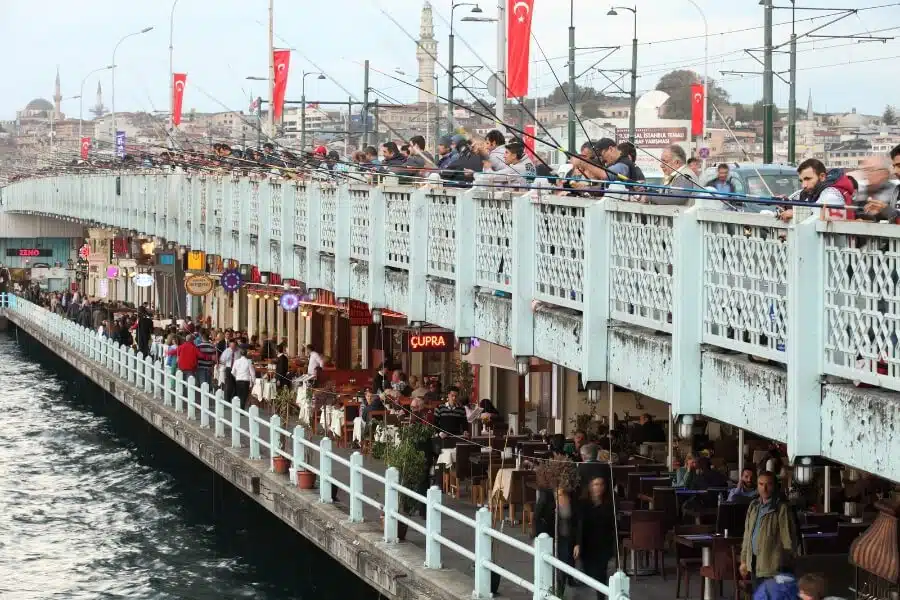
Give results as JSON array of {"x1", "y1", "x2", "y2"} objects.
[{"x1": 25, "y1": 98, "x2": 54, "y2": 112}]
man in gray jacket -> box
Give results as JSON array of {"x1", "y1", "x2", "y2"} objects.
[{"x1": 653, "y1": 144, "x2": 698, "y2": 206}]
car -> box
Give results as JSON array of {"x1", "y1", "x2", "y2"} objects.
[{"x1": 700, "y1": 163, "x2": 799, "y2": 212}]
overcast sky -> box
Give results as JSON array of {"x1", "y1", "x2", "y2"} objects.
[{"x1": 1, "y1": 0, "x2": 897, "y2": 121}]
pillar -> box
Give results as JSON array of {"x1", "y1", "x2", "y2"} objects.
[
  {"x1": 360, "y1": 326, "x2": 369, "y2": 370},
  {"x1": 266, "y1": 298, "x2": 276, "y2": 340},
  {"x1": 287, "y1": 307, "x2": 297, "y2": 357},
  {"x1": 247, "y1": 294, "x2": 257, "y2": 339}
]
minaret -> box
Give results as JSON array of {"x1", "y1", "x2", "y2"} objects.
[
  {"x1": 416, "y1": 1, "x2": 438, "y2": 104},
  {"x1": 91, "y1": 81, "x2": 105, "y2": 118},
  {"x1": 53, "y1": 67, "x2": 62, "y2": 119},
  {"x1": 806, "y1": 89, "x2": 813, "y2": 121}
]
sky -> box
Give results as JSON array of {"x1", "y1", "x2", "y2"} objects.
[{"x1": 0, "y1": 0, "x2": 897, "y2": 122}]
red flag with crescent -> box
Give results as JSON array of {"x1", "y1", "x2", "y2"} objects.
[
  {"x1": 506, "y1": 0, "x2": 534, "y2": 98},
  {"x1": 691, "y1": 82, "x2": 704, "y2": 136},
  {"x1": 80, "y1": 137, "x2": 91, "y2": 160},
  {"x1": 172, "y1": 73, "x2": 187, "y2": 127},
  {"x1": 273, "y1": 49, "x2": 291, "y2": 121}
]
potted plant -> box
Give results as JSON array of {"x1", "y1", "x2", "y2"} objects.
[
  {"x1": 382, "y1": 423, "x2": 430, "y2": 541},
  {"x1": 270, "y1": 386, "x2": 294, "y2": 475}
]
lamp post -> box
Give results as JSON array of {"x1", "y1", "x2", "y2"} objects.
[
  {"x1": 80, "y1": 65, "x2": 114, "y2": 139},
  {"x1": 169, "y1": 0, "x2": 181, "y2": 135},
  {"x1": 301, "y1": 71, "x2": 326, "y2": 151},
  {"x1": 607, "y1": 6, "x2": 638, "y2": 143},
  {"x1": 685, "y1": 0, "x2": 709, "y2": 163},
  {"x1": 111, "y1": 26, "x2": 154, "y2": 140},
  {"x1": 448, "y1": 3, "x2": 483, "y2": 133}
]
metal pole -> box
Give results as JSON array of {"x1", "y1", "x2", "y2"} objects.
[
  {"x1": 434, "y1": 75, "x2": 441, "y2": 155},
  {"x1": 496, "y1": 0, "x2": 506, "y2": 125},
  {"x1": 448, "y1": 32, "x2": 455, "y2": 133},
  {"x1": 362, "y1": 60, "x2": 370, "y2": 148},
  {"x1": 763, "y1": 0, "x2": 774, "y2": 164},
  {"x1": 346, "y1": 96, "x2": 352, "y2": 157},
  {"x1": 567, "y1": 0, "x2": 576, "y2": 154},
  {"x1": 373, "y1": 99, "x2": 380, "y2": 144},
  {"x1": 737, "y1": 428, "x2": 745, "y2": 476},
  {"x1": 267, "y1": 0, "x2": 275, "y2": 138},
  {"x1": 300, "y1": 74, "x2": 307, "y2": 151},
  {"x1": 79, "y1": 85, "x2": 85, "y2": 139},
  {"x1": 169, "y1": 0, "x2": 180, "y2": 134},
  {"x1": 788, "y1": 33, "x2": 797, "y2": 164},
  {"x1": 628, "y1": 9, "x2": 638, "y2": 143},
  {"x1": 823, "y1": 466, "x2": 831, "y2": 513}
]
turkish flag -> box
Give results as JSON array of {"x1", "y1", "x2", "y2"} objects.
[
  {"x1": 524, "y1": 124, "x2": 536, "y2": 159},
  {"x1": 691, "y1": 82, "x2": 704, "y2": 136},
  {"x1": 273, "y1": 49, "x2": 291, "y2": 121},
  {"x1": 172, "y1": 73, "x2": 187, "y2": 126},
  {"x1": 80, "y1": 137, "x2": 91, "y2": 160},
  {"x1": 506, "y1": 0, "x2": 534, "y2": 98}
]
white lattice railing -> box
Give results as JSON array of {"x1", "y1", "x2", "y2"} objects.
[
  {"x1": 349, "y1": 186, "x2": 372, "y2": 261},
  {"x1": 2, "y1": 295, "x2": 630, "y2": 600},
  {"x1": 385, "y1": 187, "x2": 412, "y2": 269},
  {"x1": 475, "y1": 192, "x2": 513, "y2": 293},
  {"x1": 319, "y1": 185, "x2": 338, "y2": 254},
  {"x1": 533, "y1": 197, "x2": 588, "y2": 310},
  {"x1": 701, "y1": 211, "x2": 789, "y2": 361},
  {"x1": 821, "y1": 221, "x2": 900, "y2": 391},
  {"x1": 427, "y1": 190, "x2": 458, "y2": 279},
  {"x1": 608, "y1": 202, "x2": 676, "y2": 332},
  {"x1": 294, "y1": 182, "x2": 309, "y2": 248}
]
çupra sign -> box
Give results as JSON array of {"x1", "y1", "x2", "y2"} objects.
[
  {"x1": 409, "y1": 332, "x2": 454, "y2": 352},
  {"x1": 184, "y1": 274, "x2": 214, "y2": 296},
  {"x1": 615, "y1": 127, "x2": 687, "y2": 148}
]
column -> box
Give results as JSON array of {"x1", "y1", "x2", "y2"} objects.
[
  {"x1": 287, "y1": 308, "x2": 297, "y2": 357},
  {"x1": 247, "y1": 294, "x2": 257, "y2": 340},
  {"x1": 266, "y1": 298, "x2": 276, "y2": 341},
  {"x1": 360, "y1": 326, "x2": 369, "y2": 369}
]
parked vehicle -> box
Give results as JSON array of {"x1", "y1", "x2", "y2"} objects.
[{"x1": 699, "y1": 163, "x2": 799, "y2": 212}]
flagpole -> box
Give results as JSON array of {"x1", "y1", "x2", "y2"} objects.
[
  {"x1": 495, "y1": 0, "x2": 506, "y2": 124},
  {"x1": 267, "y1": 0, "x2": 275, "y2": 139}
]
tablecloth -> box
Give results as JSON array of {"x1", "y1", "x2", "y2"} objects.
[
  {"x1": 374, "y1": 423, "x2": 400, "y2": 447},
  {"x1": 437, "y1": 448, "x2": 456, "y2": 467},
  {"x1": 330, "y1": 408, "x2": 344, "y2": 437},
  {"x1": 491, "y1": 467, "x2": 521, "y2": 504},
  {"x1": 353, "y1": 417, "x2": 365, "y2": 443}
]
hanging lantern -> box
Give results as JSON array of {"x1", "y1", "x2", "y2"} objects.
[
  {"x1": 515, "y1": 356, "x2": 530, "y2": 376},
  {"x1": 794, "y1": 457, "x2": 814, "y2": 485},
  {"x1": 371, "y1": 308, "x2": 383, "y2": 324},
  {"x1": 678, "y1": 415, "x2": 695, "y2": 439},
  {"x1": 280, "y1": 293, "x2": 300, "y2": 312},
  {"x1": 308, "y1": 288, "x2": 319, "y2": 302},
  {"x1": 220, "y1": 269, "x2": 243, "y2": 293},
  {"x1": 588, "y1": 387, "x2": 601, "y2": 403},
  {"x1": 458, "y1": 337, "x2": 472, "y2": 355}
]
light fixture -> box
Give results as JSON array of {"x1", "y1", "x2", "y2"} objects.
[
  {"x1": 283, "y1": 281, "x2": 290, "y2": 290},
  {"x1": 588, "y1": 387, "x2": 601, "y2": 403},
  {"x1": 607, "y1": 7, "x2": 618, "y2": 15},
  {"x1": 261, "y1": 272, "x2": 269, "y2": 284},
  {"x1": 337, "y1": 296, "x2": 349, "y2": 306},
  {"x1": 411, "y1": 320, "x2": 425, "y2": 329},
  {"x1": 263, "y1": 294, "x2": 270, "y2": 300},
  {"x1": 458, "y1": 337, "x2": 472, "y2": 355},
  {"x1": 371, "y1": 308, "x2": 383, "y2": 324},
  {"x1": 308, "y1": 288, "x2": 319, "y2": 302},
  {"x1": 515, "y1": 356, "x2": 530, "y2": 376},
  {"x1": 843, "y1": 468, "x2": 860, "y2": 483},
  {"x1": 678, "y1": 414, "x2": 695, "y2": 439},
  {"x1": 794, "y1": 457, "x2": 814, "y2": 485}
]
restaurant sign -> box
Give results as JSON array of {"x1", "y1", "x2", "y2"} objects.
[
  {"x1": 409, "y1": 332, "x2": 455, "y2": 352},
  {"x1": 6, "y1": 248, "x2": 53, "y2": 258},
  {"x1": 615, "y1": 127, "x2": 687, "y2": 148},
  {"x1": 133, "y1": 273, "x2": 154, "y2": 287},
  {"x1": 184, "y1": 274, "x2": 214, "y2": 296}
]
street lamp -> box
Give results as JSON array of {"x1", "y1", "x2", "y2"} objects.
[
  {"x1": 685, "y1": 0, "x2": 709, "y2": 162},
  {"x1": 79, "y1": 65, "x2": 114, "y2": 139},
  {"x1": 448, "y1": 3, "x2": 484, "y2": 133},
  {"x1": 607, "y1": 6, "x2": 638, "y2": 143},
  {"x1": 301, "y1": 71, "x2": 326, "y2": 151},
  {"x1": 111, "y1": 26, "x2": 154, "y2": 140}
]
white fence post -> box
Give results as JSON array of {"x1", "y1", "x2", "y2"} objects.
[
  {"x1": 231, "y1": 398, "x2": 241, "y2": 448},
  {"x1": 129, "y1": 349, "x2": 137, "y2": 384},
  {"x1": 473, "y1": 507, "x2": 492, "y2": 599},
  {"x1": 348, "y1": 452, "x2": 363, "y2": 523},
  {"x1": 248, "y1": 405, "x2": 261, "y2": 459},
  {"x1": 144, "y1": 357, "x2": 153, "y2": 393},
  {"x1": 384, "y1": 467, "x2": 399, "y2": 543},
  {"x1": 214, "y1": 390, "x2": 225, "y2": 437},
  {"x1": 174, "y1": 370, "x2": 184, "y2": 412},
  {"x1": 269, "y1": 414, "x2": 281, "y2": 472},
  {"x1": 607, "y1": 570, "x2": 630, "y2": 600},
  {"x1": 200, "y1": 383, "x2": 210, "y2": 427},
  {"x1": 118, "y1": 344, "x2": 126, "y2": 378},
  {"x1": 319, "y1": 437, "x2": 333, "y2": 503},
  {"x1": 293, "y1": 425, "x2": 306, "y2": 467},
  {"x1": 532, "y1": 533, "x2": 554, "y2": 600},
  {"x1": 192, "y1": 379, "x2": 205, "y2": 420},
  {"x1": 424, "y1": 486, "x2": 442, "y2": 568},
  {"x1": 164, "y1": 365, "x2": 173, "y2": 406}
]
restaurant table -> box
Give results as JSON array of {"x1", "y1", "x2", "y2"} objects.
[
  {"x1": 490, "y1": 467, "x2": 519, "y2": 504},
  {"x1": 675, "y1": 533, "x2": 741, "y2": 600}
]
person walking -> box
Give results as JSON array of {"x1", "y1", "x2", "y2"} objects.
[
  {"x1": 740, "y1": 471, "x2": 798, "y2": 590},
  {"x1": 575, "y1": 476, "x2": 617, "y2": 597},
  {"x1": 231, "y1": 347, "x2": 255, "y2": 410}
]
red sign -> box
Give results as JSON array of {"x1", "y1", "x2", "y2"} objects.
[
  {"x1": 409, "y1": 332, "x2": 454, "y2": 352},
  {"x1": 80, "y1": 136, "x2": 91, "y2": 160},
  {"x1": 78, "y1": 244, "x2": 91, "y2": 259},
  {"x1": 691, "y1": 82, "x2": 705, "y2": 137},
  {"x1": 506, "y1": 0, "x2": 534, "y2": 98},
  {"x1": 272, "y1": 49, "x2": 291, "y2": 121},
  {"x1": 13, "y1": 249, "x2": 49, "y2": 257},
  {"x1": 172, "y1": 73, "x2": 187, "y2": 127}
]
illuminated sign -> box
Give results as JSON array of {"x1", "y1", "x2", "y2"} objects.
[
  {"x1": 133, "y1": 273, "x2": 154, "y2": 287},
  {"x1": 184, "y1": 274, "x2": 214, "y2": 296},
  {"x1": 409, "y1": 332, "x2": 454, "y2": 352},
  {"x1": 157, "y1": 253, "x2": 176, "y2": 266},
  {"x1": 6, "y1": 248, "x2": 53, "y2": 258}
]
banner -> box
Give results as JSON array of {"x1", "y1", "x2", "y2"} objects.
[
  {"x1": 272, "y1": 49, "x2": 291, "y2": 121},
  {"x1": 691, "y1": 83, "x2": 705, "y2": 137},
  {"x1": 523, "y1": 124, "x2": 536, "y2": 159},
  {"x1": 80, "y1": 137, "x2": 91, "y2": 160},
  {"x1": 115, "y1": 131, "x2": 126, "y2": 159},
  {"x1": 172, "y1": 73, "x2": 187, "y2": 126},
  {"x1": 506, "y1": 0, "x2": 534, "y2": 98}
]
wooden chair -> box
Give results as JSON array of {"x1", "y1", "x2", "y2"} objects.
[
  {"x1": 622, "y1": 510, "x2": 667, "y2": 579},
  {"x1": 674, "y1": 524, "x2": 714, "y2": 598},
  {"x1": 341, "y1": 402, "x2": 360, "y2": 448},
  {"x1": 699, "y1": 537, "x2": 742, "y2": 600},
  {"x1": 730, "y1": 545, "x2": 753, "y2": 600},
  {"x1": 652, "y1": 486, "x2": 678, "y2": 532},
  {"x1": 804, "y1": 511, "x2": 840, "y2": 533},
  {"x1": 716, "y1": 501, "x2": 750, "y2": 537},
  {"x1": 626, "y1": 472, "x2": 654, "y2": 502}
]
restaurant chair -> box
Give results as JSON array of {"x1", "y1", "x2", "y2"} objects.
[
  {"x1": 699, "y1": 536, "x2": 741, "y2": 600},
  {"x1": 674, "y1": 524, "x2": 714, "y2": 598},
  {"x1": 730, "y1": 546, "x2": 753, "y2": 600},
  {"x1": 341, "y1": 402, "x2": 361, "y2": 448},
  {"x1": 640, "y1": 477, "x2": 674, "y2": 506},
  {"x1": 626, "y1": 472, "x2": 654, "y2": 502},
  {"x1": 622, "y1": 510, "x2": 667, "y2": 580},
  {"x1": 716, "y1": 502, "x2": 750, "y2": 537},
  {"x1": 651, "y1": 486, "x2": 678, "y2": 532},
  {"x1": 519, "y1": 471, "x2": 538, "y2": 533}
]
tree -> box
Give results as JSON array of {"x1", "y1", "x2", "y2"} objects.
[
  {"x1": 543, "y1": 83, "x2": 607, "y2": 105},
  {"x1": 884, "y1": 105, "x2": 897, "y2": 126},
  {"x1": 581, "y1": 101, "x2": 606, "y2": 119},
  {"x1": 654, "y1": 69, "x2": 730, "y2": 120}
]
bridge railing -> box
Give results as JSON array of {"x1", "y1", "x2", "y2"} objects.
[{"x1": 2, "y1": 294, "x2": 630, "y2": 600}]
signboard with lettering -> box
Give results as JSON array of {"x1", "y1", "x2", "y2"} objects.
[
  {"x1": 615, "y1": 127, "x2": 687, "y2": 148},
  {"x1": 6, "y1": 248, "x2": 52, "y2": 258},
  {"x1": 184, "y1": 274, "x2": 214, "y2": 296},
  {"x1": 408, "y1": 332, "x2": 454, "y2": 353},
  {"x1": 134, "y1": 273, "x2": 154, "y2": 288}
]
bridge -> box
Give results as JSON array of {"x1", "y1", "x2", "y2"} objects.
[{"x1": 2, "y1": 173, "x2": 899, "y2": 483}]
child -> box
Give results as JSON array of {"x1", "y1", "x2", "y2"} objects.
[{"x1": 798, "y1": 574, "x2": 826, "y2": 600}]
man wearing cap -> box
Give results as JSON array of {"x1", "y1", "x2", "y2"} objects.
[{"x1": 436, "y1": 136, "x2": 455, "y2": 169}]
